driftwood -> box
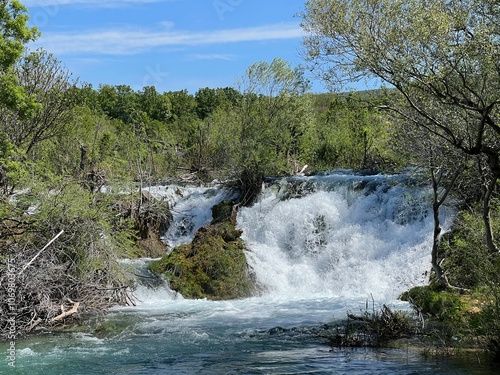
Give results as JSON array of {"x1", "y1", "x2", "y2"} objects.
[{"x1": 51, "y1": 299, "x2": 80, "y2": 323}]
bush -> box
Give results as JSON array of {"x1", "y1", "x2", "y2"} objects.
[
  {"x1": 327, "y1": 304, "x2": 416, "y2": 348},
  {"x1": 0, "y1": 181, "x2": 136, "y2": 339},
  {"x1": 400, "y1": 286, "x2": 464, "y2": 324},
  {"x1": 439, "y1": 201, "x2": 500, "y2": 289}
]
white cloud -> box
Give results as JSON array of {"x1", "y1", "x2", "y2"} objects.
[
  {"x1": 33, "y1": 23, "x2": 303, "y2": 56},
  {"x1": 189, "y1": 54, "x2": 237, "y2": 61},
  {"x1": 23, "y1": 0, "x2": 170, "y2": 8}
]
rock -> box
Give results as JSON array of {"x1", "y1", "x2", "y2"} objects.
[
  {"x1": 148, "y1": 202, "x2": 255, "y2": 300},
  {"x1": 211, "y1": 200, "x2": 238, "y2": 225}
]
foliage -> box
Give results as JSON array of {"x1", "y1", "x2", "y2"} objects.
[
  {"x1": 229, "y1": 58, "x2": 317, "y2": 201},
  {"x1": 149, "y1": 201, "x2": 255, "y2": 300},
  {"x1": 327, "y1": 304, "x2": 416, "y2": 348},
  {"x1": 0, "y1": 181, "x2": 136, "y2": 338},
  {"x1": 440, "y1": 201, "x2": 500, "y2": 289},
  {"x1": 402, "y1": 282, "x2": 500, "y2": 362},
  {"x1": 0, "y1": 1, "x2": 39, "y2": 194},
  {"x1": 470, "y1": 286, "x2": 500, "y2": 362},
  {"x1": 0, "y1": 131, "x2": 24, "y2": 193},
  {"x1": 2, "y1": 49, "x2": 77, "y2": 154},
  {"x1": 310, "y1": 93, "x2": 391, "y2": 170},
  {"x1": 0, "y1": 0, "x2": 39, "y2": 117},
  {"x1": 401, "y1": 286, "x2": 464, "y2": 324},
  {"x1": 301, "y1": 0, "x2": 500, "y2": 254}
]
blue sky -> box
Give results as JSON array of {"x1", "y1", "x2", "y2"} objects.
[{"x1": 23, "y1": 0, "x2": 324, "y2": 94}]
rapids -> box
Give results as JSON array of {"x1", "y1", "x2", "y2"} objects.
[{"x1": 4, "y1": 171, "x2": 495, "y2": 374}]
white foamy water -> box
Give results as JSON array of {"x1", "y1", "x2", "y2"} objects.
[
  {"x1": 238, "y1": 172, "x2": 451, "y2": 301},
  {"x1": 4, "y1": 172, "x2": 473, "y2": 375},
  {"x1": 144, "y1": 184, "x2": 238, "y2": 248}
]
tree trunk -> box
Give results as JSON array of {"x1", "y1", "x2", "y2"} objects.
[
  {"x1": 483, "y1": 176, "x2": 498, "y2": 254},
  {"x1": 430, "y1": 167, "x2": 461, "y2": 285},
  {"x1": 430, "y1": 169, "x2": 445, "y2": 285},
  {"x1": 480, "y1": 153, "x2": 499, "y2": 254}
]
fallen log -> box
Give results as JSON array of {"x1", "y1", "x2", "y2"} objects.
[
  {"x1": 20, "y1": 230, "x2": 64, "y2": 275},
  {"x1": 51, "y1": 299, "x2": 80, "y2": 323}
]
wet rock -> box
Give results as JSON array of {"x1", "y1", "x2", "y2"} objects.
[{"x1": 149, "y1": 202, "x2": 255, "y2": 300}]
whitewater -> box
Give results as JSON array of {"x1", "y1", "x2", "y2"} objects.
[{"x1": 1, "y1": 171, "x2": 492, "y2": 374}]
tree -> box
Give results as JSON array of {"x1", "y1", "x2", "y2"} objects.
[
  {"x1": 0, "y1": 49, "x2": 77, "y2": 154},
  {"x1": 0, "y1": 131, "x2": 22, "y2": 194},
  {"x1": 234, "y1": 58, "x2": 314, "y2": 202},
  {"x1": 137, "y1": 86, "x2": 171, "y2": 123},
  {"x1": 194, "y1": 87, "x2": 241, "y2": 120},
  {"x1": 167, "y1": 89, "x2": 197, "y2": 122},
  {"x1": 97, "y1": 84, "x2": 137, "y2": 124},
  {"x1": 302, "y1": 0, "x2": 500, "y2": 254},
  {"x1": 313, "y1": 93, "x2": 390, "y2": 170},
  {"x1": 0, "y1": 1, "x2": 39, "y2": 116},
  {"x1": 0, "y1": 1, "x2": 39, "y2": 193}
]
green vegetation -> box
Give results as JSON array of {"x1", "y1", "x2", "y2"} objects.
[
  {"x1": 0, "y1": 1, "x2": 500, "y2": 366},
  {"x1": 398, "y1": 201, "x2": 500, "y2": 360},
  {"x1": 301, "y1": 0, "x2": 500, "y2": 362},
  {"x1": 149, "y1": 201, "x2": 255, "y2": 300}
]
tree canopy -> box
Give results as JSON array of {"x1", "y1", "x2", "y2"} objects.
[
  {"x1": 302, "y1": 0, "x2": 500, "y2": 254},
  {"x1": 0, "y1": 0, "x2": 39, "y2": 116}
]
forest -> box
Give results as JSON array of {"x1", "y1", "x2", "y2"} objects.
[{"x1": 1, "y1": 0, "x2": 500, "y2": 361}]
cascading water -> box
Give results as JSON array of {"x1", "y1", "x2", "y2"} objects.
[
  {"x1": 6, "y1": 172, "x2": 490, "y2": 375},
  {"x1": 144, "y1": 184, "x2": 239, "y2": 248},
  {"x1": 238, "y1": 171, "x2": 449, "y2": 301}
]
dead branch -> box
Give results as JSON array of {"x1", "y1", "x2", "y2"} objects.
[
  {"x1": 51, "y1": 299, "x2": 80, "y2": 323},
  {"x1": 19, "y1": 230, "x2": 64, "y2": 274},
  {"x1": 26, "y1": 318, "x2": 43, "y2": 333}
]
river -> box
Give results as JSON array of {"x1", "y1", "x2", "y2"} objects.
[{"x1": 1, "y1": 171, "x2": 496, "y2": 374}]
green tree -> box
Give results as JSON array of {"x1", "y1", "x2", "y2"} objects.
[
  {"x1": 233, "y1": 58, "x2": 315, "y2": 202},
  {"x1": 0, "y1": 1, "x2": 39, "y2": 194},
  {"x1": 312, "y1": 93, "x2": 389, "y2": 170},
  {"x1": 97, "y1": 84, "x2": 137, "y2": 124},
  {"x1": 237, "y1": 58, "x2": 313, "y2": 173},
  {"x1": 1, "y1": 49, "x2": 77, "y2": 154},
  {"x1": 0, "y1": 0, "x2": 39, "y2": 116},
  {"x1": 0, "y1": 131, "x2": 22, "y2": 194},
  {"x1": 302, "y1": 0, "x2": 500, "y2": 254},
  {"x1": 167, "y1": 89, "x2": 196, "y2": 120},
  {"x1": 194, "y1": 87, "x2": 241, "y2": 120},
  {"x1": 137, "y1": 86, "x2": 171, "y2": 123}
]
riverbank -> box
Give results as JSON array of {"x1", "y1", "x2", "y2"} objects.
[{"x1": 2, "y1": 295, "x2": 499, "y2": 374}]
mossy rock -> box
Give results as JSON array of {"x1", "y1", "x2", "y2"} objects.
[
  {"x1": 400, "y1": 285, "x2": 464, "y2": 323},
  {"x1": 211, "y1": 200, "x2": 236, "y2": 224},
  {"x1": 149, "y1": 216, "x2": 255, "y2": 300}
]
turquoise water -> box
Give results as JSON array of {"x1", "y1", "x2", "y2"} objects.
[
  {"x1": 2, "y1": 172, "x2": 495, "y2": 374},
  {"x1": 1, "y1": 296, "x2": 496, "y2": 374}
]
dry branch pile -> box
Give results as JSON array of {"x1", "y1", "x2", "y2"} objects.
[
  {"x1": 0, "y1": 233, "x2": 134, "y2": 339},
  {"x1": 0, "y1": 185, "x2": 138, "y2": 340}
]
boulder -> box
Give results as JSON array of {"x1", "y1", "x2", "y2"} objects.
[{"x1": 149, "y1": 201, "x2": 255, "y2": 300}]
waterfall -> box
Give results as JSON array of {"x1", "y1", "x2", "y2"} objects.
[
  {"x1": 5, "y1": 172, "x2": 466, "y2": 375},
  {"x1": 237, "y1": 171, "x2": 454, "y2": 301},
  {"x1": 141, "y1": 171, "x2": 454, "y2": 302},
  {"x1": 144, "y1": 184, "x2": 239, "y2": 249}
]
